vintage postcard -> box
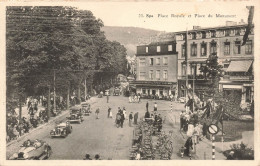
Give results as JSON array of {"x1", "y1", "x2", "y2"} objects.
[{"x1": 0, "y1": 0, "x2": 259, "y2": 166}]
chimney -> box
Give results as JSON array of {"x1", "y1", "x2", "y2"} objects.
[
  {"x1": 226, "y1": 21, "x2": 237, "y2": 26},
  {"x1": 193, "y1": 26, "x2": 201, "y2": 30},
  {"x1": 238, "y1": 19, "x2": 245, "y2": 25}
]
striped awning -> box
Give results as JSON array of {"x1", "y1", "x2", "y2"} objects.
[{"x1": 226, "y1": 60, "x2": 253, "y2": 72}]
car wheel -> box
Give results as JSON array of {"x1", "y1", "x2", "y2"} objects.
[{"x1": 45, "y1": 147, "x2": 51, "y2": 159}]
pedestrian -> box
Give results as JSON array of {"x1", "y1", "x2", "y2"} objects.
[
  {"x1": 95, "y1": 108, "x2": 100, "y2": 119},
  {"x1": 184, "y1": 137, "x2": 193, "y2": 158},
  {"x1": 120, "y1": 111, "x2": 125, "y2": 128},
  {"x1": 84, "y1": 154, "x2": 92, "y2": 160},
  {"x1": 137, "y1": 94, "x2": 140, "y2": 103},
  {"x1": 134, "y1": 112, "x2": 139, "y2": 125},
  {"x1": 107, "y1": 107, "x2": 111, "y2": 118},
  {"x1": 116, "y1": 111, "x2": 121, "y2": 128},
  {"x1": 123, "y1": 107, "x2": 127, "y2": 120},
  {"x1": 129, "y1": 112, "x2": 133, "y2": 127},
  {"x1": 144, "y1": 110, "x2": 150, "y2": 119},
  {"x1": 180, "y1": 111, "x2": 185, "y2": 130},
  {"x1": 109, "y1": 109, "x2": 113, "y2": 118},
  {"x1": 154, "y1": 102, "x2": 157, "y2": 112},
  {"x1": 146, "y1": 101, "x2": 149, "y2": 111},
  {"x1": 157, "y1": 114, "x2": 162, "y2": 132},
  {"x1": 107, "y1": 95, "x2": 109, "y2": 103}
]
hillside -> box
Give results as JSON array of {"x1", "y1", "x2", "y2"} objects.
[{"x1": 102, "y1": 26, "x2": 161, "y2": 57}]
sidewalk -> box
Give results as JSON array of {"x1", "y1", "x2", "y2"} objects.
[
  {"x1": 7, "y1": 97, "x2": 98, "y2": 147},
  {"x1": 167, "y1": 111, "x2": 226, "y2": 160}
]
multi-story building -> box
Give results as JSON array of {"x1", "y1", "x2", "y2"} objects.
[
  {"x1": 175, "y1": 21, "x2": 254, "y2": 104},
  {"x1": 133, "y1": 41, "x2": 178, "y2": 97}
]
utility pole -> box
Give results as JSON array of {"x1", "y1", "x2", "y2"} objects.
[
  {"x1": 84, "y1": 78, "x2": 87, "y2": 100},
  {"x1": 185, "y1": 27, "x2": 189, "y2": 113},
  {"x1": 53, "y1": 70, "x2": 56, "y2": 113},
  {"x1": 47, "y1": 85, "x2": 51, "y2": 119},
  {"x1": 67, "y1": 81, "x2": 70, "y2": 110},
  {"x1": 193, "y1": 64, "x2": 195, "y2": 112}
]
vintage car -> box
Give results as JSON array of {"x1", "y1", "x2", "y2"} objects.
[
  {"x1": 81, "y1": 102, "x2": 91, "y2": 116},
  {"x1": 9, "y1": 139, "x2": 52, "y2": 160},
  {"x1": 66, "y1": 106, "x2": 84, "y2": 123},
  {"x1": 113, "y1": 88, "x2": 120, "y2": 96},
  {"x1": 50, "y1": 121, "x2": 72, "y2": 138}
]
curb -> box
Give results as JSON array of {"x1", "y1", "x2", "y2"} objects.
[
  {"x1": 7, "y1": 98, "x2": 98, "y2": 147},
  {"x1": 6, "y1": 110, "x2": 69, "y2": 147}
]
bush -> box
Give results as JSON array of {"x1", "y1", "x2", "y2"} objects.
[{"x1": 223, "y1": 142, "x2": 254, "y2": 160}]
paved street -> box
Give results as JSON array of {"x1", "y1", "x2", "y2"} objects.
[{"x1": 6, "y1": 95, "x2": 225, "y2": 160}]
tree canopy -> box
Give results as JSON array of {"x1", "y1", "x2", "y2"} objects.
[{"x1": 6, "y1": 6, "x2": 128, "y2": 100}]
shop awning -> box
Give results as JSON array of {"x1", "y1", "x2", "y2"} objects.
[{"x1": 226, "y1": 60, "x2": 253, "y2": 72}]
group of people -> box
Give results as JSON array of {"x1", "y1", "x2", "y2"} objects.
[{"x1": 129, "y1": 94, "x2": 141, "y2": 103}]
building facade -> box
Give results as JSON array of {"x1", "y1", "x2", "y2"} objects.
[
  {"x1": 175, "y1": 21, "x2": 254, "y2": 104},
  {"x1": 133, "y1": 41, "x2": 178, "y2": 97}
]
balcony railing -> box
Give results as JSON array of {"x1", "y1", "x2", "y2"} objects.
[
  {"x1": 222, "y1": 75, "x2": 254, "y2": 81},
  {"x1": 178, "y1": 75, "x2": 206, "y2": 80}
]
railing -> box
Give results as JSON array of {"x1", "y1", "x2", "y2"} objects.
[
  {"x1": 178, "y1": 75, "x2": 206, "y2": 80},
  {"x1": 223, "y1": 75, "x2": 254, "y2": 81}
]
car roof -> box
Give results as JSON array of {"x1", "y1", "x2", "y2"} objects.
[
  {"x1": 70, "y1": 106, "x2": 81, "y2": 110},
  {"x1": 57, "y1": 123, "x2": 67, "y2": 127}
]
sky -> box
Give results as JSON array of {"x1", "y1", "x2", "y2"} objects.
[{"x1": 76, "y1": 2, "x2": 252, "y2": 32}]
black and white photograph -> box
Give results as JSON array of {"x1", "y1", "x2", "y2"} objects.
[{"x1": 0, "y1": 0, "x2": 260, "y2": 165}]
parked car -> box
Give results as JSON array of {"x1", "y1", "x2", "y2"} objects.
[
  {"x1": 50, "y1": 121, "x2": 72, "y2": 138},
  {"x1": 66, "y1": 106, "x2": 83, "y2": 123},
  {"x1": 81, "y1": 102, "x2": 91, "y2": 116},
  {"x1": 9, "y1": 139, "x2": 52, "y2": 160},
  {"x1": 113, "y1": 87, "x2": 120, "y2": 96}
]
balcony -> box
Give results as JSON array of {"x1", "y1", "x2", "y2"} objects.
[
  {"x1": 222, "y1": 75, "x2": 254, "y2": 81},
  {"x1": 178, "y1": 74, "x2": 206, "y2": 80}
]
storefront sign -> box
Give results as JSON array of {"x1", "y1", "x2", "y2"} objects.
[{"x1": 223, "y1": 85, "x2": 242, "y2": 89}]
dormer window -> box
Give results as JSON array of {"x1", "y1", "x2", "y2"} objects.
[
  {"x1": 157, "y1": 46, "x2": 161, "y2": 52},
  {"x1": 145, "y1": 46, "x2": 148, "y2": 53}
]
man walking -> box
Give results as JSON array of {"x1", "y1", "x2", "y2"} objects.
[
  {"x1": 107, "y1": 107, "x2": 111, "y2": 118},
  {"x1": 154, "y1": 102, "x2": 157, "y2": 112},
  {"x1": 134, "y1": 112, "x2": 139, "y2": 125},
  {"x1": 120, "y1": 111, "x2": 125, "y2": 128},
  {"x1": 146, "y1": 102, "x2": 149, "y2": 111},
  {"x1": 95, "y1": 108, "x2": 100, "y2": 119},
  {"x1": 129, "y1": 112, "x2": 133, "y2": 127}
]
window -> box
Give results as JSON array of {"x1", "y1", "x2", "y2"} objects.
[
  {"x1": 225, "y1": 29, "x2": 230, "y2": 36},
  {"x1": 145, "y1": 46, "x2": 148, "y2": 53},
  {"x1": 168, "y1": 45, "x2": 173, "y2": 51},
  {"x1": 245, "y1": 40, "x2": 252, "y2": 54},
  {"x1": 156, "y1": 70, "x2": 160, "y2": 79},
  {"x1": 234, "y1": 41, "x2": 241, "y2": 54},
  {"x1": 142, "y1": 88, "x2": 146, "y2": 94},
  {"x1": 163, "y1": 57, "x2": 168, "y2": 65},
  {"x1": 223, "y1": 64, "x2": 229, "y2": 68},
  {"x1": 149, "y1": 70, "x2": 153, "y2": 80},
  {"x1": 191, "y1": 43, "x2": 197, "y2": 57},
  {"x1": 149, "y1": 58, "x2": 154, "y2": 65},
  {"x1": 201, "y1": 32, "x2": 206, "y2": 39},
  {"x1": 156, "y1": 58, "x2": 160, "y2": 65},
  {"x1": 201, "y1": 42, "x2": 207, "y2": 56},
  {"x1": 224, "y1": 42, "x2": 230, "y2": 55},
  {"x1": 183, "y1": 34, "x2": 186, "y2": 40},
  {"x1": 163, "y1": 70, "x2": 168, "y2": 80},
  {"x1": 192, "y1": 33, "x2": 196, "y2": 39},
  {"x1": 139, "y1": 72, "x2": 146, "y2": 80},
  {"x1": 235, "y1": 29, "x2": 241, "y2": 35},
  {"x1": 211, "y1": 31, "x2": 216, "y2": 38},
  {"x1": 182, "y1": 64, "x2": 186, "y2": 76},
  {"x1": 157, "y1": 46, "x2": 161, "y2": 52},
  {"x1": 139, "y1": 58, "x2": 146, "y2": 66},
  {"x1": 210, "y1": 42, "x2": 217, "y2": 54},
  {"x1": 181, "y1": 44, "x2": 186, "y2": 57}
]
